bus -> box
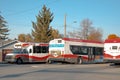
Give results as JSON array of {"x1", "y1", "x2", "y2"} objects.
[
  {"x1": 48, "y1": 38, "x2": 104, "y2": 64},
  {"x1": 104, "y1": 38, "x2": 120, "y2": 64},
  {"x1": 5, "y1": 42, "x2": 49, "y2": 64}
]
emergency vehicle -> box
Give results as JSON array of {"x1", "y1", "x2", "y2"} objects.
[
  {"x1": 104, "y1": 38, "x2": 120, "y2": 63},
  {"x1": 48, "y1": 38, "x2": 104, "y2": 64},
  {"x1": 5, "y1": 42, "x2": 49, "y2": 64}
]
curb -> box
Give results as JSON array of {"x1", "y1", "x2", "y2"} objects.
[{"x1": 0, "y1": 61, "x2": 7, "y2": 64}]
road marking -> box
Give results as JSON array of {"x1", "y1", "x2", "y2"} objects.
[{"x1": 31, "y1": 65, "x2": 39, "y2": 68}]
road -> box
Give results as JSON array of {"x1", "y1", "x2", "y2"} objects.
[{"x1": 0, "y1": 63, "x2": 120, "y2": 80}]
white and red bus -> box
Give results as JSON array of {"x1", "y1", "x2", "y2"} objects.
[
  {"x1": 104, "y1": 38, "x2": 120, "y2": 63},
  {"x1": 5, "y1": 42, "x2": 49, "y2": 64},
  {"x1": 48, "y1": 38, "x2": 104, "y2": 64}
]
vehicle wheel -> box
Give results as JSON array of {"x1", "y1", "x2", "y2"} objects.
[
  {"x1": 76, "y1": 57, "x2": 83, "y2": 64},
  {"x1": 16, "y1": 58, "x2": 23, "y2": 64},
  {"x1": 114, "y1": 63, "x2": 120, "y2": 65},
  {"x1": 47, "y1": 60, "x2": 53, "y2": 64}
]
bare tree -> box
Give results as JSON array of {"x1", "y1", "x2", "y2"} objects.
[
  {"x1": 68, "y1": 30, "x2": 82, "y2": 39},
  {"x1": 68, "y1": 18, "x2": 103, "y2": 41},
  {"x1": 80, "y1": 18, "x2": 92, "y2": 40}
]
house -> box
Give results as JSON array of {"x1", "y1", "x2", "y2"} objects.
[{"x1": 0, "y1": 40, "x2": 18, "y2": 62}]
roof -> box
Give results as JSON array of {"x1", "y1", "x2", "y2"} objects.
[
  {"x1": 63, "y1": 38, "x2": 103, "y2": 44},
  {"x1": 0, "y1": 40, "x2": 18, "y2": 49},
  {"x1": 104, "y1": 38, "x2": 120, "y2": 43}
]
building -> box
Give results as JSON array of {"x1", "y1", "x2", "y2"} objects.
[{"x1": 0, "y1": 40, "x2": 18, "y2": 62}]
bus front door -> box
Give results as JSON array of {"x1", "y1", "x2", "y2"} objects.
[{"x1": 88, "y1": 48, "x2": 94, "y2": 63}]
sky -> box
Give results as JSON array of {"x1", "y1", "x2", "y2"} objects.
[{"x1": 0, "y1": 0, "x2": 120, "y2": 40}]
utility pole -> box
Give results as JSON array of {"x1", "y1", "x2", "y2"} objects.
[{"x1": 64, "y1": 14, "x2": 67, "y2": 38}]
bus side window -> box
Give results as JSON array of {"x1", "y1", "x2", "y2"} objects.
[
  {"x1": 70, "y1": 45, "x2": 79, "y2": 54},
  {"x1": 33, "y1": 46, "x2": 41, "y2": 53},
  {"x1": 95, "y1": 47, "x2": 103, "y2": 55},
  {"x1": 80, "y1": 47, "x2": 88, "y2": 55},
  {"x1": 41, "y1": 46, "x2": 49, "y2": 53}
]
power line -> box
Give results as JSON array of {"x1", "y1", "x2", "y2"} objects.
[{"x1": 4, "y1": 0, "x2": 59, "y2": 17}]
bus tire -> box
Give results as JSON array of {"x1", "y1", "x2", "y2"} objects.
[
  {"x1": 16, "y1": 58, "x2": 23, "y2": 64},
  {"x1": 47, "y1": 60, "x2": 52, "y2": 64},
  {"x1": 77, "y1": 57, "x2": 83, "y2": 64}
]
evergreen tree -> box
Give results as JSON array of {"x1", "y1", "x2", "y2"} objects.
[
  {"x1": 0, "y1": 13, "x2": 9, "y2": 40},
  {"x1": 32, "y1": 5, "x2": 54, "y2": 43}
]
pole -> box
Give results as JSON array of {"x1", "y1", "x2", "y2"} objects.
[{"x1": 64, "y1": 14, "x2": 66, "y2": 38}]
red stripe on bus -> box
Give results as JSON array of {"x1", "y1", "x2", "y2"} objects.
[
  {"x1": 29, "y1": 55, "x2": 49, "y2": 61},
  {"x1": 116, "y1": 55, "x2": 120, "y2": 59},
  {"x1": 22, "y1": 43, "x2": 29, "y2": 47},
  {"x1": 104, "y1": 53, "x2": 120, "y2": 59},
  {"x1": 104, "y1": 53, "x2": 113, "y2": 58},
  {"x1": 15, "y1": 54, "x2": 49, "y2": 61},
  {"x1": 63, "y1": 38, "x2": 103, "y2": 44},
  {"x1": 39, "y1": 44, "x2": 49, "y2": 46},
  {"x1": 105, "y1": 38, "x2": 120, "y2": 43},
  {"x1": 63, "y1": 54, "x2": 78, "y2": 58},
  {"x1": 49, "y1": 54, "x2": 89, "y2": 60},
  {"x1": 15, "y1": 54, "x2": 29, "y2": 58}
]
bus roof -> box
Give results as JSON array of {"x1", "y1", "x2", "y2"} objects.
[
  {"x1": 63, "y1": 38, "x2": 103, "y2": 44},
  {"x1": 104, "y1": 38, "x2": 120, "y2": 43},
  {"x1": 14, "y1": 42, "x2": 49, "y2": 48}
]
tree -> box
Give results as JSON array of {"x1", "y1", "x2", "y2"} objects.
[
  {"x1": 68, "y1": 18, "x2": 103, "y2": 41},
  {"x1": 18, "y1": 34, "x2": 33, "y2": 42},
  {"x1": 18, "y1": 34, "x2": 26, "y2": 42},
  {"x1": 68, "y1": 30, "x2": 80, "y2": 38},
  {"x1": 88, "y1": 27, "x2": 103, "y2": 41},
  {"x1": 51, "y1": 27, "x2": 61, "y2": 39},
  {"x1": 80, "y1": 18, "x2": 93, "y2": 40},
  {"x1": 107, "y1": 34, "x2": 119, "y2": 39},
  {"x1": 68, "y1": 19, "x2": 92, "y2": 39},
  {"x1": 0, "y1": 13, "x2": 9, "y2": 40},
  {"x1": 25, "y1": 34, "x2": 33, "y2": 42},
  {"x1": 32, "y1": 5, "x2": 54, "y2": 43}
]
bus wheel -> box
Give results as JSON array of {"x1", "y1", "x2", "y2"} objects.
[
  {"x1": 47, "y1": 60, "x2": 52, "y2": 64},
  {"x1": 16, "y1": 58, "x2": 23, "y2": 64},
  {"x1": 77, "y1": 57, "x2": 83, "y2": 64}
]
